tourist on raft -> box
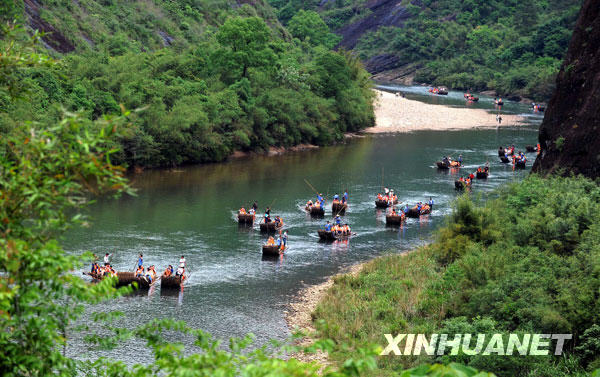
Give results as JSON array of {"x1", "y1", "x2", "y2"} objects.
[
  {"x1": 135, "y1": 265, "x2": 144, "y2": 278},
  {"x1": 137, "y1": 254, "x2": 143, "y2": 268},
  {"x1": 335, "y1": 215, "x2": 342, "y2": 225},
  {"x1": 324, "y1": 221, "x2": 332, "y2": 232},
  {"x1": 163, "y1": 265, "x2": 174, "y2": 277}
]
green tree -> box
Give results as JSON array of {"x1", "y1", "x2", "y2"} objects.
[
  {"x1": 214, "y1": 16, "x2": 276, "y2": 80},
  {"x1": 288, "y1": 10, "x2": 340, "y2": 48}
]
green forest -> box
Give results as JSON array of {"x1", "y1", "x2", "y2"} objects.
[
  {"x1": 314, "y1": 175, "x2": 600, "y2": 376},
  {"x1": 0, "y1": 0, "x2": 374, "y2": 169},
  {"x1": 269, "y1": 0, "x2": 582, "y2": 100}
]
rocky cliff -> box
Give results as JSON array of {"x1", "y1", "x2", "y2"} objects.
[{"x1": 532, "y1": 0, "x2": 600, "y2": 178}]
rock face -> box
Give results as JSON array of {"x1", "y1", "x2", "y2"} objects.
[
  {"x1": 334, "y1": 0, "x2": 411, "y2": 50},
  {"x1": 532, "y1": 0, "x2": 600, "y2": 178}
]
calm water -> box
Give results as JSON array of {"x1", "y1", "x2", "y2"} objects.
[{"x1": 65, "y1": 86, "x2": 541, "y2": 362}]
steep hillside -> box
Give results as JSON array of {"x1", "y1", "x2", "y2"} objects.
[
  {"x1": 533, "y1": 0, "x2": 600, "y2": 178},
  {"x1": 270, "y1": 0, "x2": 582, "y2": 100},
  {"x1": 15, "y1": 0, "x2": 286, "y2": 54},
  {"x1": 1, "y1": 0, "x2": 375, "y2": 168}
]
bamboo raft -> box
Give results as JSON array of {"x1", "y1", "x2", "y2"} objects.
[
  {"x1": 262, "y1": 244, "x2": 285, "y2": 257},
  {"x1": 455, "y1": 180, "x2": 471, "y2": 191},
  {"x1": 436, "y1": 161, "x2": 461, "y2": 169},
  {"x1": 332, "y1": 202, "x2": 347, "y2": 215},
  {"x1": 317, "y1": 230, "x2": 351, "y2": 242},
  {"x1": 115, "y1": 271, "x2": 158, "y2": 289},
  {"x1": 406, "y1": 206, "x2": 432, "y2": 218},
  {"x1": 260, "y1": 221, "x2": 284, "y2": 233},
  {"x1": 499, "y1": 156, "x2": 510, "y2": 163},
  {"x1": 308, "y1": 205, "x2": 325, "y2": 217},
  {"x1": 237, "y1": 213, "x2": 255, "y2": 225},
  {"x1": 161, "y1": 274, "x2": 185, "y2": 289},
  {"x1": 386, "y1": 214, "x2": 405, "y2": 226},
  {"x1": 476, "y1": 171, "x2": 489, "y2": 179},
  {"x1": 515, "y1": 160, "x2": 526, "y2": 169},
  {"x1": 375, "y1": 198, "x2": 398, "y2": 208}
]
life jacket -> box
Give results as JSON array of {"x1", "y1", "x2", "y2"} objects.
[{"x1": 240, "y1": 208, "x2": 246, "y2": 214}]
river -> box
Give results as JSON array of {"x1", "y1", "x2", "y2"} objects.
[{"x1": 65, "y1": 85, "x2": 543, "y2": 363}]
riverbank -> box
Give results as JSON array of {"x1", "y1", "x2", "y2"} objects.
[
  {"x1": 369, "y1": 89, "x2": 525, "y2": 133},
  {"x1": 285, "y1": 263, "x2": 366, "y2": 364},
  {"x1": 289, "y1": 176, "x2": 600, "y2": 376}
]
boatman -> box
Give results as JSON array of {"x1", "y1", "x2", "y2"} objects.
[
  {"x1": 252, "y1": 202, "x2": 258, "y2": 212},
  {"x1": 282, "y1": 231, "x2": 288, "y2": 247},
  {"x1": 137, "y1": 254, "x2": 143, "y2": 268},
  {"x1": 265, "y1": 208, "x2": 271, "y2": 223},
  {"x1": 343, "y1": 190, "x2": 348, "y2": 203},
  {"x1": 317, "y1": 193, "x2": 324, "y2": 204},
  {"x1": 325, "y1": 221, "x2": 332, "y2": 232},
  {"x1": 179, "y1": 255, "x2": 186, "y2": 270},
  {"x1": 103, "y1": 253, "x2": 112, "y2": 266},
  {"x1": 404, "y1": 204, "x2": 410, "y2": 214},
  {"x1": 335, "y1": 215, "x2": 342, "y2": 225},
  {"x1": 429, "y1": 197, "x2": 434, "y2": 210},
  {"x1": 333, "y1": 193, "x2": 339, "y2": 201}
]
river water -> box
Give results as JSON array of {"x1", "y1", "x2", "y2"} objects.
[{"x1": 65, "y1": 85, "x2": 543, "y2": 362}]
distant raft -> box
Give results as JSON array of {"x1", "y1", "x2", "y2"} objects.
[
  {"x1": 386, "y1": 213, "x2": 405, "y2": 226},
  {"x1": 375, "y1": 198, "x2": 398, "y2": 208},
  {"x1": 455, "y1": 180, "x2": 471, "y2": 191},
  {"x1": 161, "y1": 274, "x2": 184, "y2": 289},
  {"x1": 115, "y1": 271, "x2": 158, "y2": 289},
  {"x1": 476, "y1": 170, "x2": 489, "y2": 179},
  {"x1": 260, "y1": 221, "x2": 284, "y2": 233},
  {"x1": 515, "y1": 159, "x2": 527, "y2": 169},
  {"x1": 436, "y1": 160, "x2": 461, "y2": 169},
  {"x1": 317, "y1": 230, "x2": 351, "y2": 242},
  {"x1": 406, "y1": 205, "x2": 432, "y2": 218},
  {"x1": 308, "y1": 205, "x2": 325, "y2": 217},
  {"x1": 332, "y1": 201, "x2": 347, "y2": 215},
  {"x1": 238, "y1": 213, "x2": 255, "y2": 225},
  {"x1": 262, "y1": 244, "x2": 285, "y2": 257}
]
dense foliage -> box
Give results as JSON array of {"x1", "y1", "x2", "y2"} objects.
[
  {"x1": 1, "y1": 0, "x2": 374, "y2": 168},
  {"x1": 313, "y1": 175, "x2": 600, "y2": 376},
  {"x1": 269, "y1": 0, "x2": 582, "y2": 100}
]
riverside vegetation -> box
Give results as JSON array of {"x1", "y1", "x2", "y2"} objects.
[
  {"x1": 269, "y1": 0, "x2": 582, "y2": 100},
  {"x1": 0, "y1": 0, "x2": 374, "y2": 169},
  {"x1": 313, "y1": 175, "x2": 600, "y2": 376}
]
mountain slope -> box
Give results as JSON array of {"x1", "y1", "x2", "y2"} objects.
[
  {"x1": 1, "y1": 0, "x2": 375, "y2": 168},
  {"x1": 270, "y1": 0, "x2": 582, "y2": 100},
  {"x1": 533, "y1": 0, "x2": 600, "y2": 178}
]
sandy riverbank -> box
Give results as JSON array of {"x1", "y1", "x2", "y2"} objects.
[
  {"x1": 284, "y1": 263, "x2": 365, "y2": 364},
  {"x1": 368, "y1": 89, "x2": 525, "y2": 133}
]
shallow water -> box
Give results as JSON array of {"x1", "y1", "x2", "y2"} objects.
[{"x1": 65, "y1": 88, "x2": 541, "y2": 363}]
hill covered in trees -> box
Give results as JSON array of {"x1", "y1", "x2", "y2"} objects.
[
  {"x1": 269, "y1": 0, "x2": 582, "y2": 100},
  {"x1": 1, "y1": 0, "x2": 374, "y2": 168}
]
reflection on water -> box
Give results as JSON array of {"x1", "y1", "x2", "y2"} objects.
[{"x1": 66, "y1": 124, "x2": 540, "y2": 363}]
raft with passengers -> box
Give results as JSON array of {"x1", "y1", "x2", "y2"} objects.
[
  {"x1": 436, "y1": 155, "x2": 462, "y2": 169},
  {"x1": 375, "y1": 189, "x2": 398, "y2": 208},
  {"x1": 262, "y1": 232, "x2": 288, "y2": 256},
  {"x1": 318, "y1": 218, "x2": 352, "y2": 242},
  {"x1": 404, "y1": 200, "x2": 433, "y2": 218}
]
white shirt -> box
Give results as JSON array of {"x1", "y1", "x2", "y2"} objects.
[
  {"x1": 103, "y1": 254, "x2": 110, "y2": 263},
  {"x1": 177, "y1": 267, "x2": 184, "y2": 275},
  {"x1": 179, "y1": 258, "x2": 186, "y2": 268}
]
